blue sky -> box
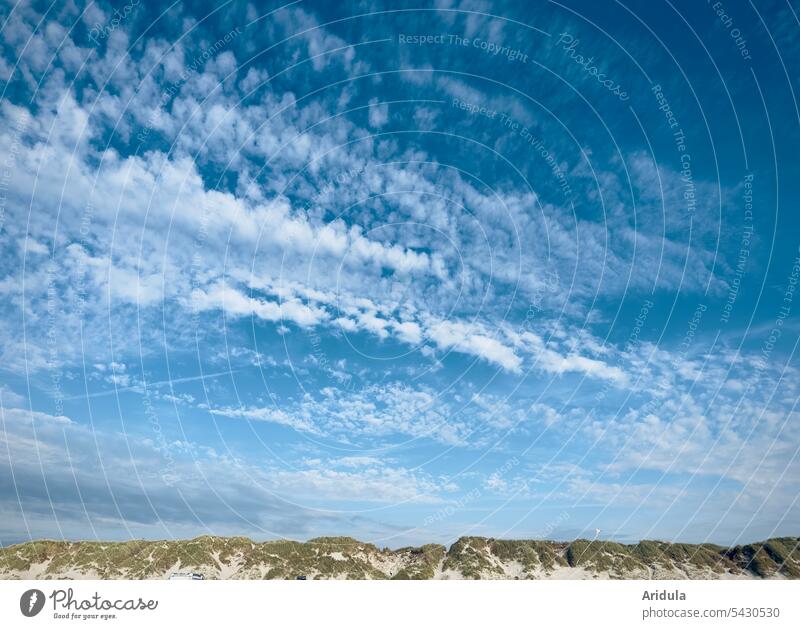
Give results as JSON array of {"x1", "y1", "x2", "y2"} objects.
[{"x1": 0, "y1": 0, "x2": 798, "y2": 548}]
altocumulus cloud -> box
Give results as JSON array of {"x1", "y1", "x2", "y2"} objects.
[{"x1": 0, "y1": 0, "x2": 798, "y2": 547}]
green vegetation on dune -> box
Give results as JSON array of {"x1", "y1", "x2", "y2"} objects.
[
  {"x1": 443, "y1": 537, "x2": 504, "y2": 579},
  {"x1": 1, "y1": 535, "x2": 798, "y2": 580},
  {"x1": 488, "y1": 539, "x2": 565, "y2": 573},
  {"x1": 724, "y1": 538, "x2": 800, "y2": 578},
  {"x1": 391, "y1": 544, "x2": 446, "y2": 579}
]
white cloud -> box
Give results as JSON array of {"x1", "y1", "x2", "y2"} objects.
[
  {"x1": 394, "y1": 320, "x2": 423, "y2": 345},
  {"x1": 367, "y1": 98, "x2": 389, "y2": 128},
  {"x1": 1, "y1": 406, "x2": 73, "y2": 426},
  {"x1": 0, "y1": 401, "x2": 444, "y2": 540},
  {"x1": 426, "y1": 319, "x2": 522, "y2": 372},
  {"x1": 0, "y1": 386, "x2": 26, "y2": 408},
  {"x1": 208, "y1": 404, "x2": 319, "y2": 434},
  {"x1": 192, "y1": 283, "x2": 328, "y2": 328}
]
